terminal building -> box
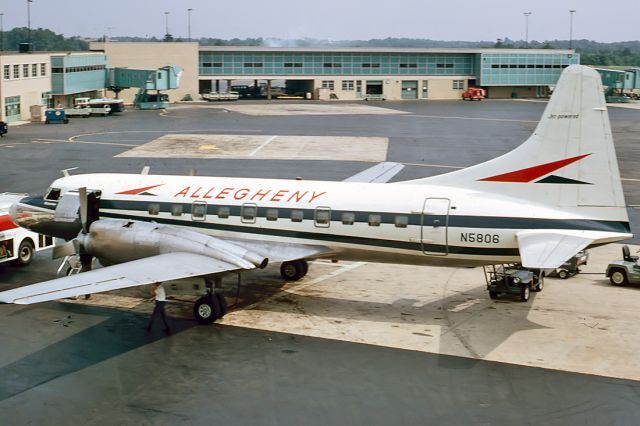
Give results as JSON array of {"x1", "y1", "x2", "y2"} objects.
[{"x1": 91, "y1": 43, "x2": 580, "y2": 102}]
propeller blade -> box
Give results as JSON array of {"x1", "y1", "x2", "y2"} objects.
[{"x1": 79, "y1": 187, "x2": 88, "y2": 233}]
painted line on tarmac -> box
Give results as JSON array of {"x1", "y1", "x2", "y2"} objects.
[
  {"x1": 68, "y1": 128, "x2": 264, "y2": 143},
  {"x1": 410, "y1": 114, "x2": 538, "y2": 123},
  {"x1": 249, "y1": 135, "x2": 278, "y2": 156}
]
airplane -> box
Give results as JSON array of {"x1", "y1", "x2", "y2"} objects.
[{"x1": 0, "y1": 65, "x2": 632, "y2": 324}]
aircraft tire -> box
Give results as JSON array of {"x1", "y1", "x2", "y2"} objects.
[
  {"x1": 280, "y1": 261, "x2": 305, "y2": 281},
  {"x1": 519, "y1": 285, "x2": 530, "y2": 302},
  {"x1": 609, "y1": 269, "x2": 628, "y2": 286},
  {"x1": 194, "y1": 295, "x2": 221, "y2": 325},
  {"x1": 11, "y1": 239, "x2": 34, "y2": 267},
  {"x1": 299, "y1": 260, "x2": 309, "y2": 278}
]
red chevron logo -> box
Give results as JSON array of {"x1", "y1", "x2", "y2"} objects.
[
  {"x1": 116, "y1": 184, "x2": 163, "y2": 195},
  {"x1": 479, "y1": 154, "x2": 591, "y2": 182}
]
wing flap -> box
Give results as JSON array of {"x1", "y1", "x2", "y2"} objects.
[
  {"x1": 516, "y1": 230, "x2": 632, "y2": 269},
  {"x1": 0, "y1": 252, "x2": 242, "y2": 305},
  {"x1": 343, "y1": 162, "x2": 404, "y2": 183}
]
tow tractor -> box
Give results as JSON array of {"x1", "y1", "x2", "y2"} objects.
[
  {"x1": 549, "y1": 250, "x2": 589, "y2": 279},
  {"x1": 462, "y1": 87, "x2": 487, "y2": 101},
  {"x1": 606, "y1": 246, "x2": 640, "y2": 286},
  {"x1": 0, "y1": 194, "x2": 54, "y2": 267},
  {"x1": 484, "y1": 264, "x2": 544, "y2": 302}
]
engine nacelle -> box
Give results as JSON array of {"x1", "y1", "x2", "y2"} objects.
[{"x1": 76, "y1": 219, "x2": 268, "y2": 269}]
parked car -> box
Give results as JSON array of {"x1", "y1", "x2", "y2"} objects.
[
  {"x1": 606, "y1": 245, "x2": 640, "y2": 286},
  {"x1": 0, "y1": 121, "x2": 7, "y2": 137}
]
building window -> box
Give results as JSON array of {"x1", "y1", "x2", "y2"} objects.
[
  {"x1": 362, "y1": 63, "x2": 380, "y2": 68},
  {"x1": 436, "y1": 63, "x2": 454, "y2": 69},
  {"x1": 32, "y1": 64, "x2": 38, "y2": 76},
  {"x1": 322, "y1": 80, "x2": 335, "y2": 90},
  {"x1": 3, "y1": 65, "x2": 9, "y2": 80},
  {"x1": 284, "y1": 62, "x2": 303, "y2": 68},
  {"x1": 399, "y1": 64, "x2": 417, "y2": 68},
  {"x1": 342, "y1": 80, "x2": 354, "y2": 90},
  {"x1": 51, "y1": 67, "x2": 64, "y2": 73},
  {"x1": 453, "y1": 80, "x2": 464, "y2": 90},
  {"x1": 323, "y1": 63, "x2": 342, "y2": 68},
  {"x1": 23, "y1": 64, "x2": 29, "y2": 77},
  {"x1": 243, "y1": 62, "x2": 263, "y2": 68},
  {"x1": 40, "y1": 63, "x2": 46, "y2": 76},
  {"x1": 13, "y1": 65, "x2": 19, "y2": 79}
]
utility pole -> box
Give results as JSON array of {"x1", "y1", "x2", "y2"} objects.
[
  {"x1": 523, "y1": 12, "x2": 531, "y2": 48},
  {"x1": 569, "y1": 10, "x2": 576, "y2": 50},
  {"x1": 187, "y1": 8, "x2": 193, "y2": 42}
]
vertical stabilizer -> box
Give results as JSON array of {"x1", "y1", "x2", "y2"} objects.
[{"x1": 404, "y1": 65, "x2": 626, "y2": 214}]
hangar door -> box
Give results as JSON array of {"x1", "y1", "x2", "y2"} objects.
[
  {"x1": 401, "y1": 81, "x2": 418, "y2": 99},
  {"x1": 421, "y1": 198, "x2": 450, "y2": 256}
]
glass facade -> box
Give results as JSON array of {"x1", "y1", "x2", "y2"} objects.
[
  {"x1": 479, "y1": 52, "x2": 579, "y2": 86},
  {"x1": 50, "y1": 53, "x2": 108, "y2": 94},
  {"x1": 199, "y1": 51, "x2": 475, "y2": 77}
]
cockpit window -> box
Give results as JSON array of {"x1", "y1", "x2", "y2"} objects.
[{"x1": 45, "y1": 188, "x2": 61, "y2": 201}]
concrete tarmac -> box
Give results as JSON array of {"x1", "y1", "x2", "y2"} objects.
[{"x1": 1, "y1": 100, "x2": 639, "y2": 424}]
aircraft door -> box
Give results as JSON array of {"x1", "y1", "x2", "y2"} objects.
[{"x1": 421, "y1": 198, "x2": 450, "y2": 255}]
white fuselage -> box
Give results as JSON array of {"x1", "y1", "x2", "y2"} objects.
[{"x1": 39, "y1": 173, "x2": 630, "y2": 268}]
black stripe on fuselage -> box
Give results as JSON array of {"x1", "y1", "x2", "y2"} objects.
[{"x1": 99, "y1": 199, "x2": 631, "y2": 233}]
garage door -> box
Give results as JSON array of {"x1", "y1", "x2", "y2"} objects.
[{"x1": 401, "y1": 81, "x2": 418, "y2": 99}]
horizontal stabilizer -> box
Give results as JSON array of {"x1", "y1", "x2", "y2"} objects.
[
  {"x1": 516, "y1": 230, "x2": 632, "y2": 269},
  {"x1": 344, "y1": 162, "x2": 404, "y2": 183},
  {"x1": 0, "y1": 252, "x2": 244, "y2": 305}
]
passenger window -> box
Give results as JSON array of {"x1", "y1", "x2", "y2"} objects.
[
  {"x1": 148, "y1": 203, "x2": 160, "y2": 215},
  {"x1": 192, "y1": 202, "x2": 207, "y2": 221},
  {"x1": 315, "y1": 207, "x2": 331, "y2": 228},
  {"x1": 171, "y1": 204, "x2": 183, "y2": 217},
  {"x1": 368, "y1": 214, "x2": 381, "y2": 227},
  {"x1": 45, "y1": 188, "x2": 61, "y2": 201},
  {"x1": 241, "y1": 203, "x2": 257, "y2": 223},
  {"x1": 266, "y1": 208, "x2": 279, "y2": 221},
  {"x1": 291, "y1": 210, "x2": 304, "y2": 222},
  {"x1": 395, "y1": 215, "x2": 408, "y2": 228},
  {"x1": 217, "y1": 207, "x2": 230, "y2": 219},
  {"x1": 341, "y1": 212, "x2": 355, "y2": 225}
]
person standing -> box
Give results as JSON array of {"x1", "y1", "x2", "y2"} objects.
[{"x1": 146, "y1": 282, "x2": 171, "y2": 334}]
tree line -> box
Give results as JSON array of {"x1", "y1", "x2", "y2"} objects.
[{"x1": 2, "y1": 27, "x2": 639, "y2": 67}]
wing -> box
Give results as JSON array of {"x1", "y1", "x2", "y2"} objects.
[
  {"x1": 516, "y1": 230, "x2": 632, "y2": 269},
  {"x1": 343, "y1": 162, "x2": 405, "y2": 183},
  {"x1": 0, "y1": 252, "x2": 242, "y2": 305}
]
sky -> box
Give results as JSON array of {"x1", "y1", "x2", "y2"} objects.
[{"x1": 1, "y1": 0, "x2": 638, "y2": 43}]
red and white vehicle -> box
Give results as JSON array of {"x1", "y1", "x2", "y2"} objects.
[{"x1": 0, "y1": 194, "x2": 54, "y2": 267}]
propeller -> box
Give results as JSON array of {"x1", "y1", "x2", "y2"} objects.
[{"x1": 52, "y1": 187, "x2": 101, "y2": 273}]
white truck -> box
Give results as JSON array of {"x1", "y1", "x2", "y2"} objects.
[{"x1": 0, "y1": 194, "x2": 54, "y2": 267}]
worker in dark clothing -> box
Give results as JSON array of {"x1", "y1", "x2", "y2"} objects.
[{"x1": 146, "y1": 282, "x2": 171, "y2": 334}]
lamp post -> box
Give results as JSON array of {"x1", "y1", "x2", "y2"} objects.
[
  {"x1": 187, "y1": 8, "x2": 193, "y2": 42},
  {"x1": 27, "y1": 0, "x2": 33, "y2": 44},
  {"x1": 164, "y1": 11, "x2": 170, "y2": 39},
  {"x1": 0, "y1": 13, "x2": 4, "y2": 51},
  {"x1": 523, "y1": 12, "x2": 531, "y2": 48},
  {"x1": 569, "y1": 10, "x2": 576, "y2": 50}
]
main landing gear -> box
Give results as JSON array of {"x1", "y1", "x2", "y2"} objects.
[
  {"x1": 193, "y1": 277, "x2": 228, "y2": 325},
  {"x1": 280, "y1": 260, "x2": 309, "y2": 281}
]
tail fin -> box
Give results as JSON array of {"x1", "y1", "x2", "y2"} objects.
[{"x1": 405, "y1": 65, "x2": 627, "y2": 215}]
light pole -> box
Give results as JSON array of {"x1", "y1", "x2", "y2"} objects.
[
  {"x1": 569, "y1": 10, "x2": 576, "y2": 49},
  {"x1": 523, "y1": 12, "x2": 531, "y2": 48},
  {"x1": 187, "y1": 8, "x2": 193, "y2": 42},
  {"x1": 164, "y1": 11, "x2": 170, "y2": 39},
  {"x1": 27, "y1": 0, "x2": 33, "y2": 44},
  {"x1": 0, "y1": 13, "x2": 4, "y2": 51}
]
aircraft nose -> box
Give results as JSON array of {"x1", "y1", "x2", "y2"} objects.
[{"x1": 9, "y1": 196, "x2": 42, "y2": 230}]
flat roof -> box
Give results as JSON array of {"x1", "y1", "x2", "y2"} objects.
[{"x1": 198, "y1": 46, "x2": 575, "y2": 54}]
